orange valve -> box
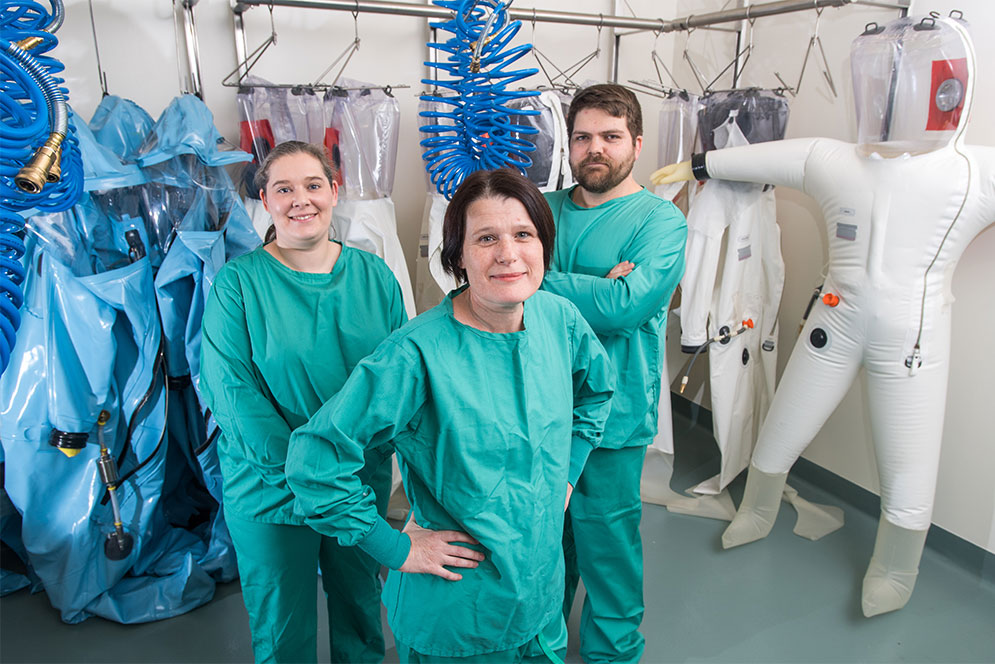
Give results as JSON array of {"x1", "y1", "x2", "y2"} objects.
[
  {"x1": 822, "y1": 293, "x2": 840, "y2": 307},
  {"x1": 743, "y1": 319, "x2": 755, "y2": 329}
]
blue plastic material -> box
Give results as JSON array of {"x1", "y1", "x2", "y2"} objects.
[
  {"x1": 74, "y1": 111, "x2": 146, "y2": 192},
  {"x1": 151, "y1": 177, "x2": 258, "y2": 586},
  {"x1": 137, "y1": 95, "x2": 252, "y2": 168},
  {"x1": 0, "y1": 482, "x2": 40, "y2": 596},
  {"x1": 0, "y1": 92, "x2": 253, "y2": 622},
  {"x1": 89, "y1": 95, "x2": 154, "y2": 162},
  {"x1": 0, "y1": 243, "x2": 216, "y2": 623},
  {"x1": 420, "y1": 0, "x2": 540, "y2": 199}
]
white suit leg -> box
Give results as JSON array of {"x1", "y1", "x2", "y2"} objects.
[
  {"x1": 751, "y1": 303, "x2": 864, "y2": 474},
  {"x1": 859, "y1": 316, "x2": 951, "y2": 616},
  {"x1": 723, "y1": 303, "x2": 862, "y2": 547}
]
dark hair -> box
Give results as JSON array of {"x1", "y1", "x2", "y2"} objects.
[
  {"x1": 441, "y1": 169, "x2": 555, "y2": 285},
  {"x1": 255, "y1": 141, "x2": 337, "y2": 243},
  {"x1": 566, "y1": 83, "x2": 642, "y2": 144}
]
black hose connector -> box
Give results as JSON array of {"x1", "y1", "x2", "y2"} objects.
[
  {"x1": 48, "y1": 428, "x2": 88, "y2": 455},
  {"x1": 104, "y1": 531, "x2": 133, "y2": 561}
]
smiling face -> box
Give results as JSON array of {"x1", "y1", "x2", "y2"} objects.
[
  {"x1": 568, "y1": 107, "x2": 642, "y2": 195},
  {"x1": 460, "y1": 196, "x2": 545, "y2": 311},
  {"x1": 260, "y1": 151, "x2": 338, "y2": 249}
]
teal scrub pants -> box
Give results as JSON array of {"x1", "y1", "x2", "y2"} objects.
[
  {"x1": 563, "y1": 446, "x2": 646, "y2": 664},
  {"x1": 397, "y1": 614, "x2": 567, "y2": 663},
  {"x1": 226, "y1": 454, "x2": 391, "y2": 664}
]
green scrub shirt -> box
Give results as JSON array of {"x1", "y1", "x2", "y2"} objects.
[
  {"x1": 542, "y1": 187, "x2": 687, "y2": 448},
  {"x1": 200, "y1": 244, "x2": 406, "y2": 524},
  {"x1": 286, "y1": 289, "x2": 614, "y2": 658}
]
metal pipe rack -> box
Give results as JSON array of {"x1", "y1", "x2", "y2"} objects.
[
  {"x1": 232, "y1": 0, "x2": 862, "y2": 32},
  {"x1": 218, "y1": 0, "x2": 910, "y2": 91}
]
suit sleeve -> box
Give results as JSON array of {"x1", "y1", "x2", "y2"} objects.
[
  {"x1": 704, "y1": 138, "x2": 817, "y2": 190},
  {"x1": 286, "y1": 339, "x2": 426, "y2": 570},
  {"x1": 200, "y1": 273, "x2": 293, "y2": 490}
]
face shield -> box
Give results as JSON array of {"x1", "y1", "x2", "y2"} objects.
[{"x1": 850, "y1": 14, "x2": 975, "y2": 156}]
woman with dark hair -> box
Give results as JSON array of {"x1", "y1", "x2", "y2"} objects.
[
  {"x1": 200, "y1": 141, "x2": 406, "y2": 663},
  {"x1": 287, "y1": 168, "x2": 615, "y2": 663}
]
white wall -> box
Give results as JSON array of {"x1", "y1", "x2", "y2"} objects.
[{"x1": 58, "y1": 0, "x2": 993, "y2": 553}]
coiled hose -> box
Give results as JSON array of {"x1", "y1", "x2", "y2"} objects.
[
  {"x1": 0, "y1": 0, "x2": 82, "y2": 374},
  {"x1": 420, "y1": 0, "x2": 540, "y2": 199}
]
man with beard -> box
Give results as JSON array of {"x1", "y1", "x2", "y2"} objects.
[{"x1": 542, "y1": 84, "x2": 687, "y2": 664}]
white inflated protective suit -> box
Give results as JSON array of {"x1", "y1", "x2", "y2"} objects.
[{"x1": 659, "y1": 15, "x2": 994, "y2": 617}]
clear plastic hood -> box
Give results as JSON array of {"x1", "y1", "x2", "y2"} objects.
[{"x1": 851, "y1": 14, "x2": 974, "y2": 156}]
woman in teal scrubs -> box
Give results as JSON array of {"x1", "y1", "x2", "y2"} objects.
[
  {"x1": 200, "y1": 141, "x2": 406, "y2": 663},
  {"x1": 287, "y1": 169, "x2": 615, "y2": 663}
]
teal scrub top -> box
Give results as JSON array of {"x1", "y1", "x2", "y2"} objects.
[
  {"x1": 542, "y1": 187, "x2": 687, "y2": 448},
  {"x1": 286, "y1": 289, "x2": 614, "y2": 657},
  {"x1": 199, "y1": 244, "x2": 406, "y2": 524}
]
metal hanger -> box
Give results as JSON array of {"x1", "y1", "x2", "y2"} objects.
[
  {"x1": 628, "y1": 25, "x2": 691, "y2": 100},
  {"x1": 87, "y1": 0, "x2": 109, "y2": 96},
  {"x1": 774, "y1": 8, "x2": 837, "y2": 98},
  {"x1": 530, "y1": 9, "x2": 602, "y2": 93},
  {"x1": 221, "y1": 3, "x2": 278, "y2": 89},
  {"x1": 311, "y1": 7, "x2": 361, "y2": 88},
  {"x1": 681, "y1": 20, "x2": 753, "y2": 95},
  {"x1": 221, "y1": 4, "x2": 406, "y2": 94}
]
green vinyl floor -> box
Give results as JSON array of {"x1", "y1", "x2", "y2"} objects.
[{"x1": 2, "y1": 405, "x2": 993, "y2": 663}]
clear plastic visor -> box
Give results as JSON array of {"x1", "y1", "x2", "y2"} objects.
[{"x1": 851, "y1": 17, "x2": 971, "y2": 155}]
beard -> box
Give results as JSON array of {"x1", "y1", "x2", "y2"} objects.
[{"x1": 571, "y1": 152, "x2": 636, "y2": 194}]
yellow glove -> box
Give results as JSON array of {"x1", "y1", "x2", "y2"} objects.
[{"x1": 650, "y1": 160, "x2": 693, "y2": 186}]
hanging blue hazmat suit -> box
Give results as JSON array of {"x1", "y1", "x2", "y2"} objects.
[
  {"x1": 138, "y1": 94, "x2": 252, "y2": 169},
  {"x1": 0, "y1": 201, "x2": 216, "y2": 622},
  {"x1": 134, "y1": 97, "x2": 256, "y2": 585},
  {"x1": 151, "y1": 164, "x2": 257, "y2": 583},
  {"x1": 0, "y1": 94, "x2": 253, "y2": 622},
  {"x1": 75, "y1": 117, "x2": 146, "y2": 193},
  {"x1": 89, "y1": 95, "x2": 154, "y2": 162}
]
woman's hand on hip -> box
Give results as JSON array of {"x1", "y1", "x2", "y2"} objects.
[{"x1": 399, "y1": 517, "x2": 484, "y2": 581}]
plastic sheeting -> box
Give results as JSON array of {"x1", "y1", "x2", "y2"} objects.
[
  {"x1": 236, "y1": 78, "x2": 415, "y2": 318},
  {"x1": 0, "y1": 95, "x2": 253, "y2": 622},
  {"x1": 324, "y1": 81, "x2": 400, "y2": 201},
  {"x1": 697, "y1": 89, "x2": 790, "y2": 152},
  {"x1": 654, "y1": 93, "x2": 701, "y2": 204}
]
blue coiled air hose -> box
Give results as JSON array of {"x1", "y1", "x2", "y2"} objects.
[
  {"x1": 420, "y1": 0, "x2": 540, "y2": 199},
  {"x1": 0, "y1": 0, "x2": 82, "y2": 375}
]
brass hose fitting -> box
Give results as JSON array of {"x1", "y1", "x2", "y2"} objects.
[
  {"x1": 15, "y1": 133, "x2": 64, "y2": 194},
  {"x1": 15, "y1": 36, "x2": 44, "y2": 52}
]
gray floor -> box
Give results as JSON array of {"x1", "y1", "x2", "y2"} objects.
[{"x1": 2, "y1": 409, "x2": 993, "y2": 663}]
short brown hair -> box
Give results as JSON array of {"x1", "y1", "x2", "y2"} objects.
[
  {"x1": 567, "y1": 84, "x2": 642, "y2": 143},
  {"x1": 441, "y1": 169, "x2": 555, "y2": 285},
  {"x1": 256, "y1": 141, "x2": 337, "y2": 243}
]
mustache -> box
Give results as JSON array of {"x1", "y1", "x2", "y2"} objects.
[{"x1": 581, "y1": 157, "x2": 611, "y2": 167}]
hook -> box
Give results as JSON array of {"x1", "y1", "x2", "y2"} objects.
[
  {"x1": 685, "y1": 14, "x2": 696, "y2": 36},
  {"x1": 87, "y1": 0, "x2": 109, "y2": 96},
  {"x1": 773, "y1": 6, "x2": 836, "y2": 98},
  {"x1": 221, "y1": 9, "x2": 279, "y2": 88},
  {"x1": 530, "y1": 14, "x2": 601, "y2": 92},
  {"x1": 352, "y1": 1, "x2": 360, "y2": 42}
]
